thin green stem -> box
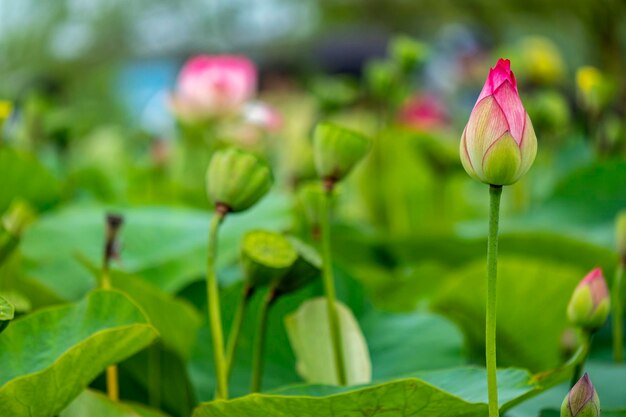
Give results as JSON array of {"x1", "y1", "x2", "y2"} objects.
[
  {"x1": 570, "y1": 330, "x2": 592, "y2": 387},
  {"x1": 226, "y1": 284, "x2": 253, "y2": 379},
  {"x1": 206, "y1": 210, "x2": 228, "y2": 400},
  {"x1": 486, "y1": 185, "x2": 502, "y2": 417},
  {"x1": 251, "y1": 286, "x2": 276, "y2": 393},
  {"x1": 613, "y1": 262, "x2": 624, "y2": 363},
  {"x1": 148, "y1": 344, "x2": 161, "y2": 408},
  {"x1": 321, "y1": 185, "x2": 347, "y2": 386}
]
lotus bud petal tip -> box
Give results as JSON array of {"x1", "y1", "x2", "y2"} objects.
[
  {"x1": 567, "y1": 268, "x2": 610, "y2": 331},
  {"x1": 460, "y1": 58, "x2": 537, "y2": 186},
  {"x1": 561, "y1": 373, "x2": 600, "y2": 417},
  {"x1": 206, "y1": 148, "x2": 273, "y2": 213}
]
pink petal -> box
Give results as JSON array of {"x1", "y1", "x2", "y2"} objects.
[
  {"x1": 476, "y1": 58, "x2": 518, "y2": 104},
  {"x1": 492, "y1": 80, "x2": 526, "y2": 143}
]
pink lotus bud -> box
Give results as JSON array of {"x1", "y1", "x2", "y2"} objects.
[
  {"x1": 170, "y1": 55, "x2": 256, "y2": 122},
  {"x1": 460, "y1": 59, "x2": 537, "y2": 185},
  {"x1": 567, "y1": 268, "x2": 610, "y2": 331},
  {"x1": 243, "y1": 101, "x2": 283, "y2": 133},
  {"x1": 398, "y1": 94, "x2": 449, "y2": 131},
  {"x1": 561, "y1": 373, "x2": 600, "y2": 417}
]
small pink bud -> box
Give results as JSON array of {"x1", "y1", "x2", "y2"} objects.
[
  {"x1": 561, "y1": 373, "x2": 600, "y2": 417},
  {"x1": 567, "y1": 268, "x2": 610, "y2": 331},
  {"x1": 170, "y1": 55, "x2": 257, "y2": 122},
  {"x1": 460, "y1": 59, "x2": 537, "y2": 185}
]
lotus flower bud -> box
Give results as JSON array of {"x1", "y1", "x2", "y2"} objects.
[
  {"x1": 276, "y1": 237, "x2": 322, "y2": 296},
  {"x1": 460, "y1": 59, "x2": 537, "y2": 186},
  {"x1": 170, "y1": 55, "x2": 256, "y2": 122},
  {"x1": 616, "y1": 210, "x2": 626, "y2": 259},
  {"x1": 567, "y1": 268, "x2": 610, "y2": 331},
  {"x1": 206, "y1": 148, "x2": 273, "y2": 213},
  {"x1": 240, "y1": 230, "x2": 298, "y2": 288},
  {"x1": 561, "y1": 373, "x2": 600, "y2": 417},
  {"x1": 313, "y1": 122, "x2": 370, "y2": 188}
]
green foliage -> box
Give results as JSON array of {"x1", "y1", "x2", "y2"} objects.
[
  {"x1": 61, "y1": 389, "x2": 171, "y2": 417},
  {"x1": 0, "y1": 290, "x2": 157, "y2": 417}
]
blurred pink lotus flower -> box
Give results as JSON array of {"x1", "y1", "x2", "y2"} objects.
[
  {"x1": 460, "y1": 58, "x2": 537, "y2": 186},
  {"x1": 170, "y1": 55, "x2": 257, "y2": 122},
  {"x1": 398, "y1": 94, "x2": 449, "y2": 131},
  {"x1": 243, "y1": 101, "x2": 283, "y2": 133}
]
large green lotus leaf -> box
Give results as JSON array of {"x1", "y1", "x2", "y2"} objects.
[
  {"x1": 21, "y1": 194, "x2": 290, "y2": 300},
  {"x1": 285, "y1": 297, "x2": 372, "y2": 385},
  {"x1": 433, "y1": 256, "x2": 590, "y2": 372},
  {"x1": 192, "y1": 367, "x2": 558, "y2": 417},
  {"x1": 0, "y1": 295, "x2": 14, "y2": 333},
  {"x1": 0, "y1": 290, "x2": 158, "y2": 417},
  {"x1": 77, "y1": 258, "x2": 202, "y2": 360},
  {"x1": 60, "y1": 389, "x2": 171, "y2": 417},
  {"x1": 0, "y1": 147, "x2": 60, "y2": 213}
]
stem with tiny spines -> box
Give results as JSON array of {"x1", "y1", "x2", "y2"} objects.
[
  {"x1": 206, "y1": 210, "x2": 228, "y2": 400},
  {"x1": 251, "y1": 285, "x2": 277, "y2": 393},
  {"x1": 225, "y1": 283, "x2": 253, "y2": 379},
  {"x1": 320, "y1": 180, "x2": 347, "y2": 386},
  {"x1": 570, "y1": 330, "x2": 592, "y2": 387},
  {"x1": 613, "y1": 262, "x2": 624, "y2": 363},
  {"x1": 486, "y1": 185, "x2": 502, "y2": 417}
]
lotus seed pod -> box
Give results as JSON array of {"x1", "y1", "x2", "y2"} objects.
[
  {"x1": 313, "y1": 122, "x2": 370, "y2": 186},
  {"x1": 460, "y1": 59, "x2": 537, "y2": 186},
  {"x1": 561, "y1": 373, "x2": 600, "y2": 417},
  {"x1": 567, "y1": 268, "x2": 610, "y2": 331},
  {"x1": 276, "y1": 237, "x2": 322, "y2": 295},
  {"x1": 616, "y1": 210, "x2": 626, "y2": 258},
  {"x1": 296, "y1": 181, "x2": 326, "y2": 232},
  {"x1": 240, "y1": 230, "x2": 298, "y2": 288},
  {"x1": 206, "y1": 148, "x2": 273, "y2": 213}
]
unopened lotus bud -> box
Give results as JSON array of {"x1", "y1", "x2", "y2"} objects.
[
  {"x1": 567, "y1": 268, "x2": 610, "y2": 331},
  {"x1": 561, "y1": 373, "x2": 600, "y2": 417},
  {"x1": 276, "y1": 237, "x2": 322, "y2": 296},
  {"x1": 241, "y1": 230, "x2": 298, "y2": 288},
  {"x1": 390, "y1": 36, "x2": 427, "y2": 73},
  {"x1": 616, "y1": 210, "x2": 626, "y2": 259},
  {"x1": 206, "y1": 148, "x2": 273, "y2": 213},
  {"x1": 460, "y1": 59, "x2": 537, "y2": 186},
  {"x1": 313, "y1": 123, "x2": 370, "y2": 188}
]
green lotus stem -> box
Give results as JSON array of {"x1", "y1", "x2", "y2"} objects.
[
  {"x1": 148, "y1": 344, "x2": 161, "y2": 408},
  {"x1": 320, "y1": 185, "x2": 347, "y2": 386},
  {"x1": 486, "y1": 185, "x2": 502, "y2": 417},
  {"x1": 206, "y1": 210, "x2": 228, "y2": 400},
  {"x1": 613, "y1": 262, "x2": 624, "y2": 363},
  {"x1": 251, "y1": 286, "x2": 277, "y2": 393},
  {"x1": 570, "y1": 330, "x2": 592, "y2": 388},
  {"x1": 226, "y1": 283, "x2": 253, "y2": 378}
]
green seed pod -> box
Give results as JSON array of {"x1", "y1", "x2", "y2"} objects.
[
  {"x1": 313, "y1": 123, "x2": 370, "y2": 186},
  {"x1": 240, "y1": 230, "x2": 298, "y2": 288},
  {"x1": 616, "y1": 210, "x2": 626, "y2": 259},
  {"x1": 561, "y1": 373, "x2": 600, "y2": 417},
  {"x1": 206, "y1": 148, "x2": 273, "y2": 213},
  {"x1": 276, "y1": 237, "x2": 322, "y2": 295},
  {"x1": 567, "y1": 268, "x2": 610, "y2": 331}
]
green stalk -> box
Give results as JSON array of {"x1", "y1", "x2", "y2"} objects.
[
  {"x1": 486, "y1": 185, "x2": 502, "y2": 417},
  {"x1": 570, "y1": 330, "x2": 592, "y2": 387},
  {"x1": 613, "y1": 262, "x2": 624, "y2": 363},
  {"x1": 206, "y1": 210, "x2": 228, "y2": 400},
  {"x1": 148, "y1": 344, "x2": 161, "y2": 408},
  {"x1": 226, "y1": 284, "x2": 253, "y2": 378},
  {"x1": 320, "y1": 185, "x2": 347, "y2": 386},
  {"x1": 251, "y1": 286, "x2": 276, "y2": 393}
]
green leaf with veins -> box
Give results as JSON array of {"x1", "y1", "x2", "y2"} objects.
[
  {"x1": 0, "y1": 290, "x2": 157, "y2": 417},
  {"x1": 61, "y1": 389, "x2": 171, "y2": 417}
]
